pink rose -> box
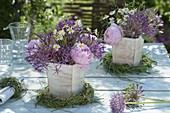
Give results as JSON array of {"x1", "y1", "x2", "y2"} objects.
[
  {"x1": 71, "y1": 43, "x2": 94, "y2": 69},
  {"x1": 104, "y1": 23, "x2": 123, "y2": 46}
]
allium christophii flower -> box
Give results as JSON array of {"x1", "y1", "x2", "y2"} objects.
[
  {"x1": 123, "y1": 83, "x2": 144, "y2": 108},
  {"x1": 26, "y1": 40, "x2": 40, "y2": 55},
  {"x1": 121, "y1": 9, "x2": 163, "y2": 38},
  {"x1": 26, "y1": 42, "x2": 54, "y2": 72},
  {"x1": 57, "y1": 19, "x2": 76, "y2": 30},
  {"x1": 121, "y1": 11, "x2": 151, "y2": 38},
  {"x1": 104, "y1": 23, "x2": 123, "y2": 45},
  {"x1": 90, "y1": 40, "x2": 105, "y2": 59},
  {"x1": 110, "y1": 92, "x2": 125, "y2": 113},
  {"x1": 27, "y1": 40, "x2": 40, "y2": 49},
  {"x1": 78, "y1": 33, "x2": 96, "y2": 45},
  {"x1": 70, "y1": 43, "x2": 94, "y2": 69}
]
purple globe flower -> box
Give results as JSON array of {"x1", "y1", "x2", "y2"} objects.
[
  {"x1": 27, "y1": 40, "x2": 40, "y2": 49},
  {"x1": 121, "y1": 9, "x2": 164, "y2": 38},
  {"x1": 110, "y1": 92, "x2": 125, "y2": 113},
  {"x1": 56, "y1": 19, "x2": 76, "y2": 30},
  {"x1": 26, "y1": 40, "x2": 40, "y2": 55},
  {"x1": 78, "y1": 33, "x2": 97, "y2": 45}
]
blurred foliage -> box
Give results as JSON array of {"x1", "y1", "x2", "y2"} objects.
[
  {"x1": 0, "y1": 0, "x2": 22, "y2": 38},
  {"x1": 21, "y1": 0, "x2": 62, "y2": 37},
  {"x1": 0, "y1": 0, "x2": 63, "y2": 39},
  {"x1": 157, "y1": 25, "x2": 170, "y2": 54},
  {"x1": 155, "y1": 0, "x2": 170, "y2": 23},
  {"x1": 153, "y1": 0, "x2": 170, "y2": 53},
  {"x1": 125, "y1": 0, "x2": 155, "y2": 9}
]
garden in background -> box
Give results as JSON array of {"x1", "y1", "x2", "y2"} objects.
[{"x1": 0, "y1": 0, "x2": 169, "y2": 55}]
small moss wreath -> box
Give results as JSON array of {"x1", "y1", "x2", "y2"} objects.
[
  {"x1": 100, "y1": 52, "x2": 157, "y2": 75},
  {"x1": 0, "y1": 77, "x2": 24, "y2": 98},
  {"x1": 36, "y1": 83, "x2": 95, "y2": 109}
]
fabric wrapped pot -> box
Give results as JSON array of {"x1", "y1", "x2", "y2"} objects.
[
  {"x1": 46, "y1": 63, "x2": 85, "y2": 97},
  {"x1": 112, "y1": 36, "x2": 144, "y2": 66}
]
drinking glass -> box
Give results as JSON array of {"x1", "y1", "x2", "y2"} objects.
[
  {"x1": 9, "y1": 22, "x2": 30, "y2": 66},
  {"x1": 0, "y1": 39, "x2": 13, "y2": 76}
]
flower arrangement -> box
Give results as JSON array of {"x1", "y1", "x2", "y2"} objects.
[
  {"x1": 103, "y1": 7, "x2": 164, "y2": 45},
  {"x1": 26, "y1": 19, "x2": 105, "y2": 71},
  {"x1": 110, "y1": 83, "x2": 170, "y2": 113}
]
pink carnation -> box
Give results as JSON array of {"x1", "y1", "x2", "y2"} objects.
[
  {"x1": 104, "y1": 23, "x2": 123, "y2": 46},
  {"x1": 70, "y1": 43, "x2": 94, "y2": 69}
]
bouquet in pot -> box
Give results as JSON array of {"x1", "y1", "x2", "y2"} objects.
[
  {"x1": 26, "y1": 19, "x2": 105, "y2": 71},
  {"x1": 102, "y1": 7, "x2": 164, "y2": 66},
  {"x1": 103, "y1": 7, "x2": 164, "y2": 45}
]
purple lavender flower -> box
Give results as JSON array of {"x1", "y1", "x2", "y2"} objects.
[{"x1": 110, "y1": 92, "x2": 125, "y2": 113}]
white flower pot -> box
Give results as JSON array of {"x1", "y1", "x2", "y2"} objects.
[
  {"x1": 112, "y1": 36, "x2": 144, "y2": 66},
  {"x1": 46, "y1": 63, "x2": 85, "y2": 97}
]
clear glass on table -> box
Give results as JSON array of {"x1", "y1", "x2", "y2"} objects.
[
  {"x1": 0, "y1": 39, "x2": 14, "y2": 76},
  {"x1": 9, "y1": 22, "x2": 31, "y2": 70}
]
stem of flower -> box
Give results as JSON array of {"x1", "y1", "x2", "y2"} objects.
[
  {"x1": 141, "y1": 96, "x2": 165, "y2": 101},
  {"x1": 126, "y1": 100, "x2": 170, "y2": 105}
]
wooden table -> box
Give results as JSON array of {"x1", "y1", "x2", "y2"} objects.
[{"x1": 0, "y1": 43, "x2": 170, "y2": 113}]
